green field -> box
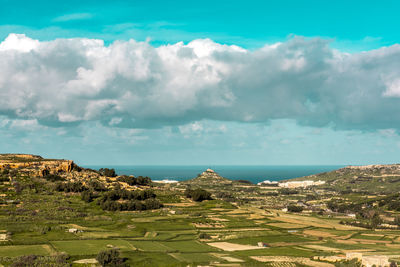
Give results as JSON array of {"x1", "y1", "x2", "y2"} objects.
[
  {"x1": 51, "y1": 239, "x2": 133, "y2": 255},
  {"x1": 169, "y1": 252, "x2": 219, "y2": 262},
  {"x1": 0, "y1": 245, "x2": 51, "y2": 257},
  {"x1": 2, "y1": 156, "x2": 400, "y2": 266}
]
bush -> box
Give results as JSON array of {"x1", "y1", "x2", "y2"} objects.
[
  {"x1": 54, "y1": 181, "x2": 87, "y2": 192},
  {"x1": 81, "y1": 190, "x2": 95, "y2": 203},
  {"x1": 117, "y1": 175, "x2": 151, "y2": 186},
  {"x1": 287, "y1": 205, "x2": 303, "y2": 212},
  {"x1": 215, "y1": 191, "x2": 236, "y2": 202},
  {"x1": 99, "y1": 168, "x2": 117, "y2": 177},
  {"x1": 44, "y1": 174, "x2": 65, "y2": 182},
  {"x1": 199, "y1": 233, "x2": 211, "y2": 239},
  {"x1": 279, "y1": 188, "x2": 299, "y2": 195},
  {"x1": 96, "y1": 249, "x2": 127, "y2": 267},
  {"x1": 99, "y1": 198, "x2": 162, "y2": 212},
  {"x1": 11, "y1": 255, "x2": 37, "y2": 267},
  {"x1": 88, "y1": 180, "x2": 107, "y2": 192},
  {"x1": 185, "y1": 188, "x2": 212, "y2": 202},
  {"x1": 10, "y1": 253, "x2": 70, "y2": 267},
  {"x1": 144, "y1": 198, "x2": 163, "y2": 209}
]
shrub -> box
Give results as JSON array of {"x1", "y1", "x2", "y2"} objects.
[
  {"x1": 117, "y1": 175, "x2": 151, "y2": 186},
  {"x1": 44, "y1": 174, "x2": 65, "y2": 182},
  {"x1": 96, "y1": 249, "x2": 126, "y2": 266},
  {"x1": 287, "y1": 205, "x2": 303, "y2": 212},
  {"x1": 144, "y1": 198, "x2": 163, "y2": 209},
  {"x1": 88, "y1": 180, "x2": 107, "y2": 192},
  {"x1": 99, "y1": 168, "x2": 117, "y2": 177},
  {"x1": 199, "y1": 233, "x2": 211, "y2": 239},
  {"x1": 54, "y1": 181, "x2": 87, "y2": 192},
  {"x1": 81, "y1": 190, "x2": 95, "y2": 203},
  {"x1": 279, "y1": 188, "x2": 299, "y2": 195},
  {"x1": 185, "y1": 188, "x2": 212, "y2": 202},
  {"x1": 11, "y1": 255, "x2": 37, "y2": 267}
]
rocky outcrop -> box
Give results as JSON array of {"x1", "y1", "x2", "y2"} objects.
[
  {"x1": 0, "y1": 154, "x2": 74, "y2": 175},
  {"x1": 187, "y1": 169, "x2": 231, "y2": 185}
]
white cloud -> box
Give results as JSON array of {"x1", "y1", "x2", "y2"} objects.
[
  {"x1": 1, "y1": 34, "x2": 400, "y2": 131},
  {"x1": 53, "y1": 13, "x2": 93, "y2": 22},
  {"x1": 0, "y1": 33, "x2": 39, "y2": 52},
  {"x1": 383, "y1": 79, "x2": 400, "y2": 97}
]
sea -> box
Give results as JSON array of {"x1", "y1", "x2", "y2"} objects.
[{"x1": 83, "y1": 165, "x2": 344, "y2": 184}]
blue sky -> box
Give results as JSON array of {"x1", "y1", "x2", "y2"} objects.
[
  {"x1": 1, "y1": 0, "x2": 400, "y2": 165},
  {"x1": 1, "y1": 0, "x2": 399, "y2": 49}
]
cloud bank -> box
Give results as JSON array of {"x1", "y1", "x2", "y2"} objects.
[{"x1": 1, "y1": 33, "x2": 400, "y2": 130}]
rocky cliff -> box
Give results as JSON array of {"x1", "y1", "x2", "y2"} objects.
[{"x1": 0, "y1": 154, "x2": 74, "y2": 176}]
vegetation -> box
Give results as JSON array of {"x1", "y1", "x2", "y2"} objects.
[
  {"x1": 117, "y1": 175, "x2": 151, "y2": 186},
  {"x1": 287, "y1": 205, "x2": 303, "y2": 212},
  {"x1": 185, "y1": 188, "x2": 212, "y2": 202},
  {"x1": 98, "y1": 168, "x2": 117, "y2": 177},
  {"x1": 96, "y1": 249, "x2": 127, "y2": 267},
  {"x1": 2, "y1": 154, "x2": 400, "y2": 266}
]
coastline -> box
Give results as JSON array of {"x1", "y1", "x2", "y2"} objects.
[{"x1": 82, "y1": 165, "x2": 344, "y2": 184}]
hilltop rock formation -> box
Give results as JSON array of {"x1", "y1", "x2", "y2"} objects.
[{"x1": 186, "y1": 168, "x2": 232, "y2": 185}]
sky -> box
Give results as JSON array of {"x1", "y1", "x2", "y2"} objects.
[{"x1": 1, "y1": 0, "x2": 400, "y2": 165}]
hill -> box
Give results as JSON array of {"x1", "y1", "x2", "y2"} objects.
[
  {"x1": 184, "y1": 168, "x2": 232, "y2": 185},
  {"x1": 290, "y1": 164, "x2": 400, "y2": 193},
  {"x1": 2, "y1": 155, "x2": 400, "y2": 266}
]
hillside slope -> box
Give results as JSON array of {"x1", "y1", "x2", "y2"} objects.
[{"x1": 292, "y1": 164, "x2": 400, "y2": 193}]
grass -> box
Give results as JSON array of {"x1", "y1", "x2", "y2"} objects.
[
  {"x1": 122, "y1": 251, "x2": 183, "y2": 267},
  {"x1": 128, "y1": 240, "x2": 215, "y2": 253},
  {"x1": 169, "y1": 252, "x2": 220, "y2": 263},
  {"x1": 232, "y1": 246, "x2": 321, "y2": 257},
  {"x1": 3, "y1": 163, "x2": 400, "y2": 266},
  {"x1": 352, "y1": 233, "x2": 392, "y2": 240},
  {"x1": 160, "y1": 241, "x2": 216, "y2": 252},
  {"x1": 51, "y1": 239, "x2": 133, "y2": 255},
  {"x1": 0, "y1": 245, "x2": 50, "y2": 257},
  {"x1": 129, "y1": 241, "x2": 170, "y2": 252},
  {"x1": 228, "y1": 235, "x2": 314, "y2": 245}
]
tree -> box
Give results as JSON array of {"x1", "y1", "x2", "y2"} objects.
[
  {"x1": 370, "y1": 212, "x2": 382, "y2": 229},
  {"x1": 185, "y1": 188, "x2": 212, "y2": 202},
  {"x1": 287, "y1": 205, "x2": 303, "y2": 213},
  {"x1": 99, "y1": 168, "x2": 117, "y2": 177},
  {"x1": 144, "y1": 198, "x2": 163, "y2": 209},
  {"x1": 88, "y1": 180, "x2": 107, "y2": 191},
  {"x1": 96, "y1": 249, "x2": 126, "y2": 267}
]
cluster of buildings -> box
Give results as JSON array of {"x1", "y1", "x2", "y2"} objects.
[{"x1": 257, "y1": 179, "x2": 325, "y2": 188}]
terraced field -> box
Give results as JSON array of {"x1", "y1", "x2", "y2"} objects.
[{"x1": 2, "y1": 157, "x2": 400, "y2": 266}]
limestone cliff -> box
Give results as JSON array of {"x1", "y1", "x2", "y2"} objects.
[{"x1": 0, "y1": 154, "x2": 74, "y2": 176}]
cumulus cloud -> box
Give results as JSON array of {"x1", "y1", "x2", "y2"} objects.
[{"x1": 1, "y1": 33, "x2": 400, "y2": 131}]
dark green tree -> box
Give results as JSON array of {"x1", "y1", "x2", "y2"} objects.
[{"x1": 96, "y1": 249, "x2": 126, "y2": 267}]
